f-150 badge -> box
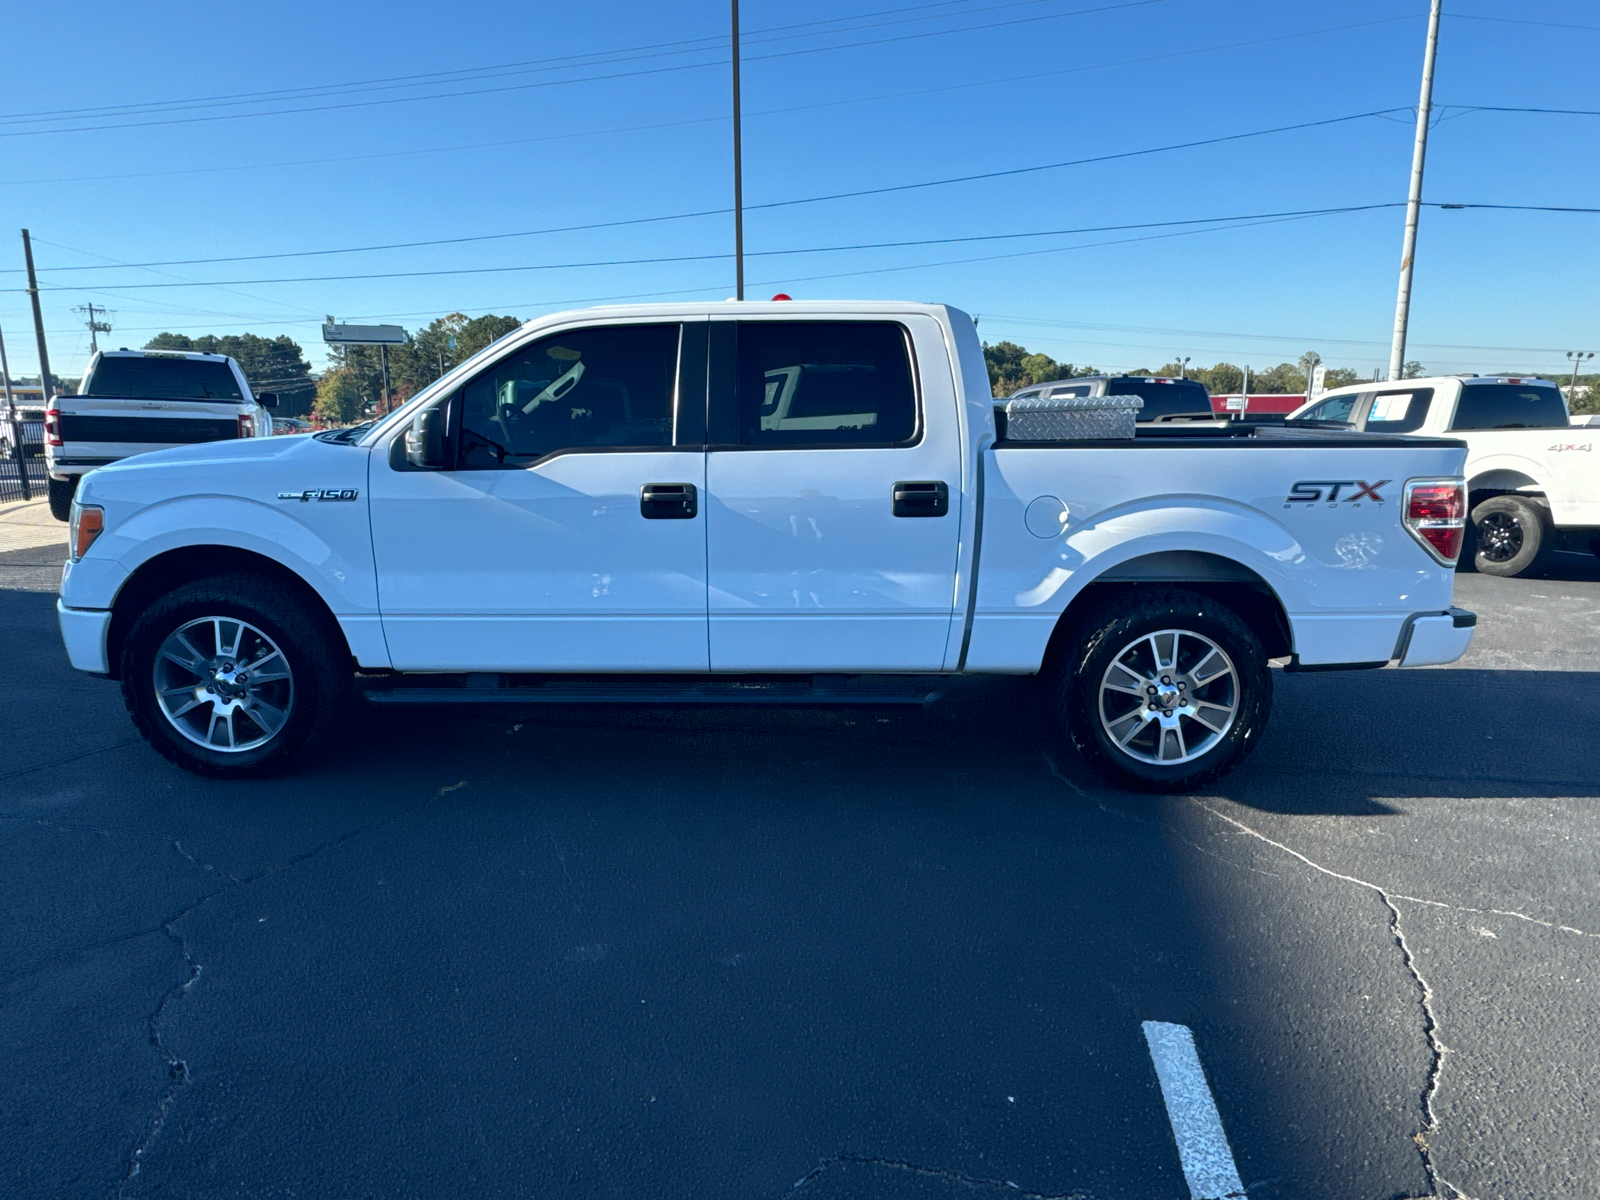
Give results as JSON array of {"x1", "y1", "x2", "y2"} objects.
[
  {"x1": 277, "y1": 489, "x2": 360, "y2": 502},
  {"x1": 1284, "y1": 479, "x2": 1389, "y2": 506}
]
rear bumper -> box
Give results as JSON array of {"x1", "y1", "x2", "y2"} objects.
[
  {"x1": 57, "y1": 601, "x2": 112, "y2": 675},
  {"x1": 1396, "y1": 607, "x2": 1476, "y2": 668}
]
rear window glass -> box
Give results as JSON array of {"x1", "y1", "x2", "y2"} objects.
[
  {"x1": 1363, "y1": 388, "x2": 1432, "y2": 434},
  {"x1": 1450, "y1": 384, "x2": 1567, "y2": 430},
  {"x1": 737, "y1": 321, "x2": 917, "y2": 446},
  {"x1": 1108, "y1": 377, "x2": 1211, "y2": 420},
  {"x1": 85, "y1": 356, "x2": 243, "y2": 401}
]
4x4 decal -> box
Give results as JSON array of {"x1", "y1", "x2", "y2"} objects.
[{"x1": 1285, "y1": 479, "x2": 1390, "y2": 507}]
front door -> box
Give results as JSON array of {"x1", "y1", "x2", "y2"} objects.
[
  {"x1": 704, "y1": 317, "x2": 963, "y2": 672},
  {"x1": 369, "y1": 321, "x2": 709, "y2": 672}
]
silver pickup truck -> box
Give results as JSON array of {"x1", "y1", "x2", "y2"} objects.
[{"x1": 45, "y1": 349, "x2": 276, "y2": 519}]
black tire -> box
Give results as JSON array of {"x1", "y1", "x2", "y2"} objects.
[
  {"x1": 1471, "y1": 494, "x2": 1549, "y2": 578},
  {"x1": 120, "y1": 572, "x2": 352, "y2": 778},
  {"x1": 1055, "y1": 589, "x2": 1272, "y2": 793},
  {"x1": 47, "y1": 475, "x2": 76, "y2": 521}
]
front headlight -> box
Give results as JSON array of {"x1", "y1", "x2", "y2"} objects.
[{"x1": 69, "y1": 502, "x2": 104, "y2": 562}]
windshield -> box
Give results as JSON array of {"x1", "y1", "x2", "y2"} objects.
[
  {"x1": 1451, "y1": 383, "x2": 1567, "y2": 430},
  {"x1": 1109, "y1": 377, "x2": 1211, "y2": 420},
  {"x1": 84, "y1": 355, "x2": 244, "y2": 401}
]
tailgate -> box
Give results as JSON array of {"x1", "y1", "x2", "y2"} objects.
[{"x1": 54, "y1": 396, "x2": 242, "y2": 458}]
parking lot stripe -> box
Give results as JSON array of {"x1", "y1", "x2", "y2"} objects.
[{"x1": 1141, "y1": 1020, "x2": 1246, "y2": 1200}]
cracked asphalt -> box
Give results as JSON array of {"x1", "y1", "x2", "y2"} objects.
[{"x1": 3, "y1": 543, "x2": 1598, "y2": 1200}]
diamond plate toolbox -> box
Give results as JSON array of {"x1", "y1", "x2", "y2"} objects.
[{"x1": 996, "y1": 394, "x2": 1144, "y2": 441}]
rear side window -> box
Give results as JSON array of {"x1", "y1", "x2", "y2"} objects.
[
  {"x1": 1046, "y1": 384, "x2": 1094, "y2": 398},
  {"x1": 1363, "y1": 388, "x2": 1432, "y2": 434},
  {"x1": 736, "y1": 321, "x2": 917, "y2": 446},
  {"x1": 1109, "y1": 377, "x2": 1210, "y2": 420},
  {"x1": 1450, "y1": 384, "x2": 1567, "y2": 430},
  {"x1": 85, "y1": 356, "x2": 243, "y2": 401}
]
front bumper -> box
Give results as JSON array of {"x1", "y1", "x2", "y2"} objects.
[
  {"x1": 1396, "y1": 607, "x2": 1476, "y2": 668},
  {"x1": 57, "y1": 601, "x2": 113, "y2": 675}
]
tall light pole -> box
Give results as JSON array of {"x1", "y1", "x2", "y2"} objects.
[
  {"x1": 1388, "y1": 0, "x2": 1443, "y2": 381},
  {"x1": 731, "y1": 0, "x2": 745, "y2": 301},
  {"x1": 1176, "y1": 356, "x2": 1190, "y2": 379},
  {"x1": 1567, "y1": 350, "x2": 1593, "y2": 403}
]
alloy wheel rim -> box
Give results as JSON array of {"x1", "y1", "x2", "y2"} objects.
[
  {"x1": 1097, "y1": 628, "x2": 1239, "y2": 766},
  {"x1": 1478, "y1": 512, "x2": 1523, "y2": 563},
  {"x1": 152, "y1": 616, "x2": 294, "y2": 752}
]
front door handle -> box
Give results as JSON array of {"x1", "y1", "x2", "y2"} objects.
[
  {"x1": 892, "y1": 480, "x2": 949, "y2": 518},
  {"x1": 641, "y1": 482, "x2": 698, "y2": 519}
]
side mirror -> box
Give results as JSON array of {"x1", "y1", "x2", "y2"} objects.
[
  {"x1": 405, "y1": 408, "x2": 446, "y2": 469},
  {"x1": 257, "y1": 392, "x2": 280, "y2": 409}
]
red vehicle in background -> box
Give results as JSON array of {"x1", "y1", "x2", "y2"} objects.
[{"x1": 1209, "y1": 393, "x2": 1307, "y2": 417}]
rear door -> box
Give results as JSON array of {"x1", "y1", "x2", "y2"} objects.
[{"x1": 703, "y1": 316, "x2": 963, "y2": 672}]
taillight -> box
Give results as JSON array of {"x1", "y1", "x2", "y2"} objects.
[
  {"x1": 45, "y1": 404, "x2": 62, "y2": 447},
  {"x1": 69, "y1": 504, "x2": 103, "y2": 562},
  {"x1": 236, "y1": 413, "x2": 255, "y2": 438},
  {"x1": 1404, "y1": 478, "x2": 1466, "y2": 565}
]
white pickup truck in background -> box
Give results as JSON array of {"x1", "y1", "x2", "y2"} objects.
[
  {"x1": 1290, "y1": 375, "x2": 1597, "y2": 576},
  {"x1": 45, "y1": 349, "x2": 277, "y2": 520},
  {"x1": 57, "y1": 300, "x2": 1475, "y2": 791}
]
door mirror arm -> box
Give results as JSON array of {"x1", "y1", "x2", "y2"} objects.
[{"x1": 405, "y1": 408, "x2": 446, "y2": 469}]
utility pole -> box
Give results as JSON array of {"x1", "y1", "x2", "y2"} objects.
[
  {"x1": 1388, "y1": 0, "x2": 1442, "y2": 381},
  {"x1": 72, "y1": 302, "x2": 113, "y2": 354},
  {"x1": 0, "y1": 317, "x2": 29, "y2": 499},
  {"x1": 731, "y1": 0, "x2": 745, "y2": 301},
  {"x1": 379, "y1": 343, "x2": 391, "y2": 415},
  {"x1": 21, "y1": 229, "x2": 56, "y2": 399},
  {"x1": 1567, "y1": 350, "x2": 1593, "y2": 404}
]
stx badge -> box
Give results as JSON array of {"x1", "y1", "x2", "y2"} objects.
[
  {"x1": 1285, "y1": 479, "x2": 1390, "y2": 507},
  {"x1": 277, "y1": 489, "x2": 360, "y2": 502}
]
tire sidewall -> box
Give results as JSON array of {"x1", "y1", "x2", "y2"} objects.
[
  {"x1": 121, "y1": 580, "x2": 332, "y2": 776},
  {"x1": 1062, "y1": 593, "x2": 1271, "y2": 792},
  {"x1": 1471, "y1": 495, "x2": 1547, "y2": 577}
]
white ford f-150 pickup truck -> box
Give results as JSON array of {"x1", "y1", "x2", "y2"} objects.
[
  {"x1": 1290, "y1": 374, "x2": 1597, "y2": 576},
  {"x1": 57, "y1": 300, "x2": 1475, "y2": 791},
  {"x1": 45, "y1": 348, "x2": 277, "y2": 521}
]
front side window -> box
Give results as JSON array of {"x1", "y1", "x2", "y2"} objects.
[
  {"x1": 1295, "y1": 392, "x2": 1362, "y2": 424},
  {"x1": 457, "y1": 324, "x2": 678, "y2": 467},
  {"x1": 85, "y1": 356, "x2": 243, "y2": 401},
  {"x1": 1450, "y1": 383, "x2": 1567, "y2": 431},
  {"x1": 1363, "y1": 388, "x2": 1432, "y2": 434},
  {"x1": 736, "y1": 321, "x2": 917, "y2": 446}
]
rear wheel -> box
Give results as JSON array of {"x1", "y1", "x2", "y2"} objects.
[
  {"x1": 120, "y1": 573, "x2": 351, "y2": 777},
  {"x1": 47, "y1": 475, "x2": 76, "y2": 521},
  {"x1": 1471, "y1": 494, "x2": 1549, "y2": 578},
  {"x1": 1056, "y1": 590, "x2": 1272, "y2": 793}
]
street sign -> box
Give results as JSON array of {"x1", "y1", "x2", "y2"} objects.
[
  {"x1": 1309, "y1": 364, "x2": 1327, "y2": 398},
  {"x1": 323, "y1": 323, "x2": 406, "y2": 345}
]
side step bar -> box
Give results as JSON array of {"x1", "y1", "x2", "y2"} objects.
[{"x1": 362, "y1": 673, "x2": 948, "y2": 707}]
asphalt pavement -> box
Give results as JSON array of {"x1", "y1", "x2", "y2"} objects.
[{"x1": 3, "y1": 541, "x2": 1598, "y2": 1200}]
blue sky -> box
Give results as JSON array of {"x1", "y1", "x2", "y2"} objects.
[{"x1": 1, "y1": 0, "x2": 1595, "y2": 383}]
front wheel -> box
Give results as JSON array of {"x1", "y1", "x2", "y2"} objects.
[
  {"x1": 120, "y1": 573, "x2": 351, "y2": 777},
  {"x1": 1056, "y1": 590, "x2": 1272, "y2": 793}
]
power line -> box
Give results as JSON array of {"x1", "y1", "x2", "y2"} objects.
[
  {"x1": 1449, "y1": 13, "x2": 1600, "y2": 35},
  {"x1": 26, "y1": 205, "x2": 1404, "y2": 291},
  {"x1": 10, "y1": 107, "x2": 1415, "y2": 278},
  {"x1": 0, "y1": 0, "x2": 1162, "y2": 139},
  {"x1": 0, "y1": 12, "x2": 1418, "y2": 191}
]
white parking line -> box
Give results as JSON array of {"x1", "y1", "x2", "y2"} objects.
[{"x1": 1142, "y1": 1020, "x2": 1246, "y2": 1200}]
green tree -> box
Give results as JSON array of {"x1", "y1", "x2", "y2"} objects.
[
  {"x1": 312, "y1": 368, "x2": 364, "y2": 425},
  {"x1": 982, "y1": 340, "x2": 1096, "y2": 395},
  {"x1": 1198, "y1": 363, "x2": 1243, "y2": 394},
  {"x1": 1402, "y1": 361, "x2": 1426, "y2": 379},
  {"x1": 1323, "y1": 367, "x2": 1362, "y2": 390},
  {"x1": 145, "y1": 332, "x2": 315, "y2": 416}
]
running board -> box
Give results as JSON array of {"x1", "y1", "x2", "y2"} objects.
[{"x1": 362, "y1": 673, "x2": 948, "y2": 707}]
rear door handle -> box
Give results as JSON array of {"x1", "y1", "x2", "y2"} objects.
[
  {"x1": 892, "y1": 480, "x2": 949, "y2": 517},
  {"x1": 640, "y1": 482, "x2": 698, "y2": 519}
]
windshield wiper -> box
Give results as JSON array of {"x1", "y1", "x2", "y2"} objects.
[{"x1": 314, "y1": 421, "x2": 375, "y2": 445}]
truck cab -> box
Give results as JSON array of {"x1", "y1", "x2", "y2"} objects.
[{"x1": 45, "y1": 349, "x2": 276, "y2": 520}]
